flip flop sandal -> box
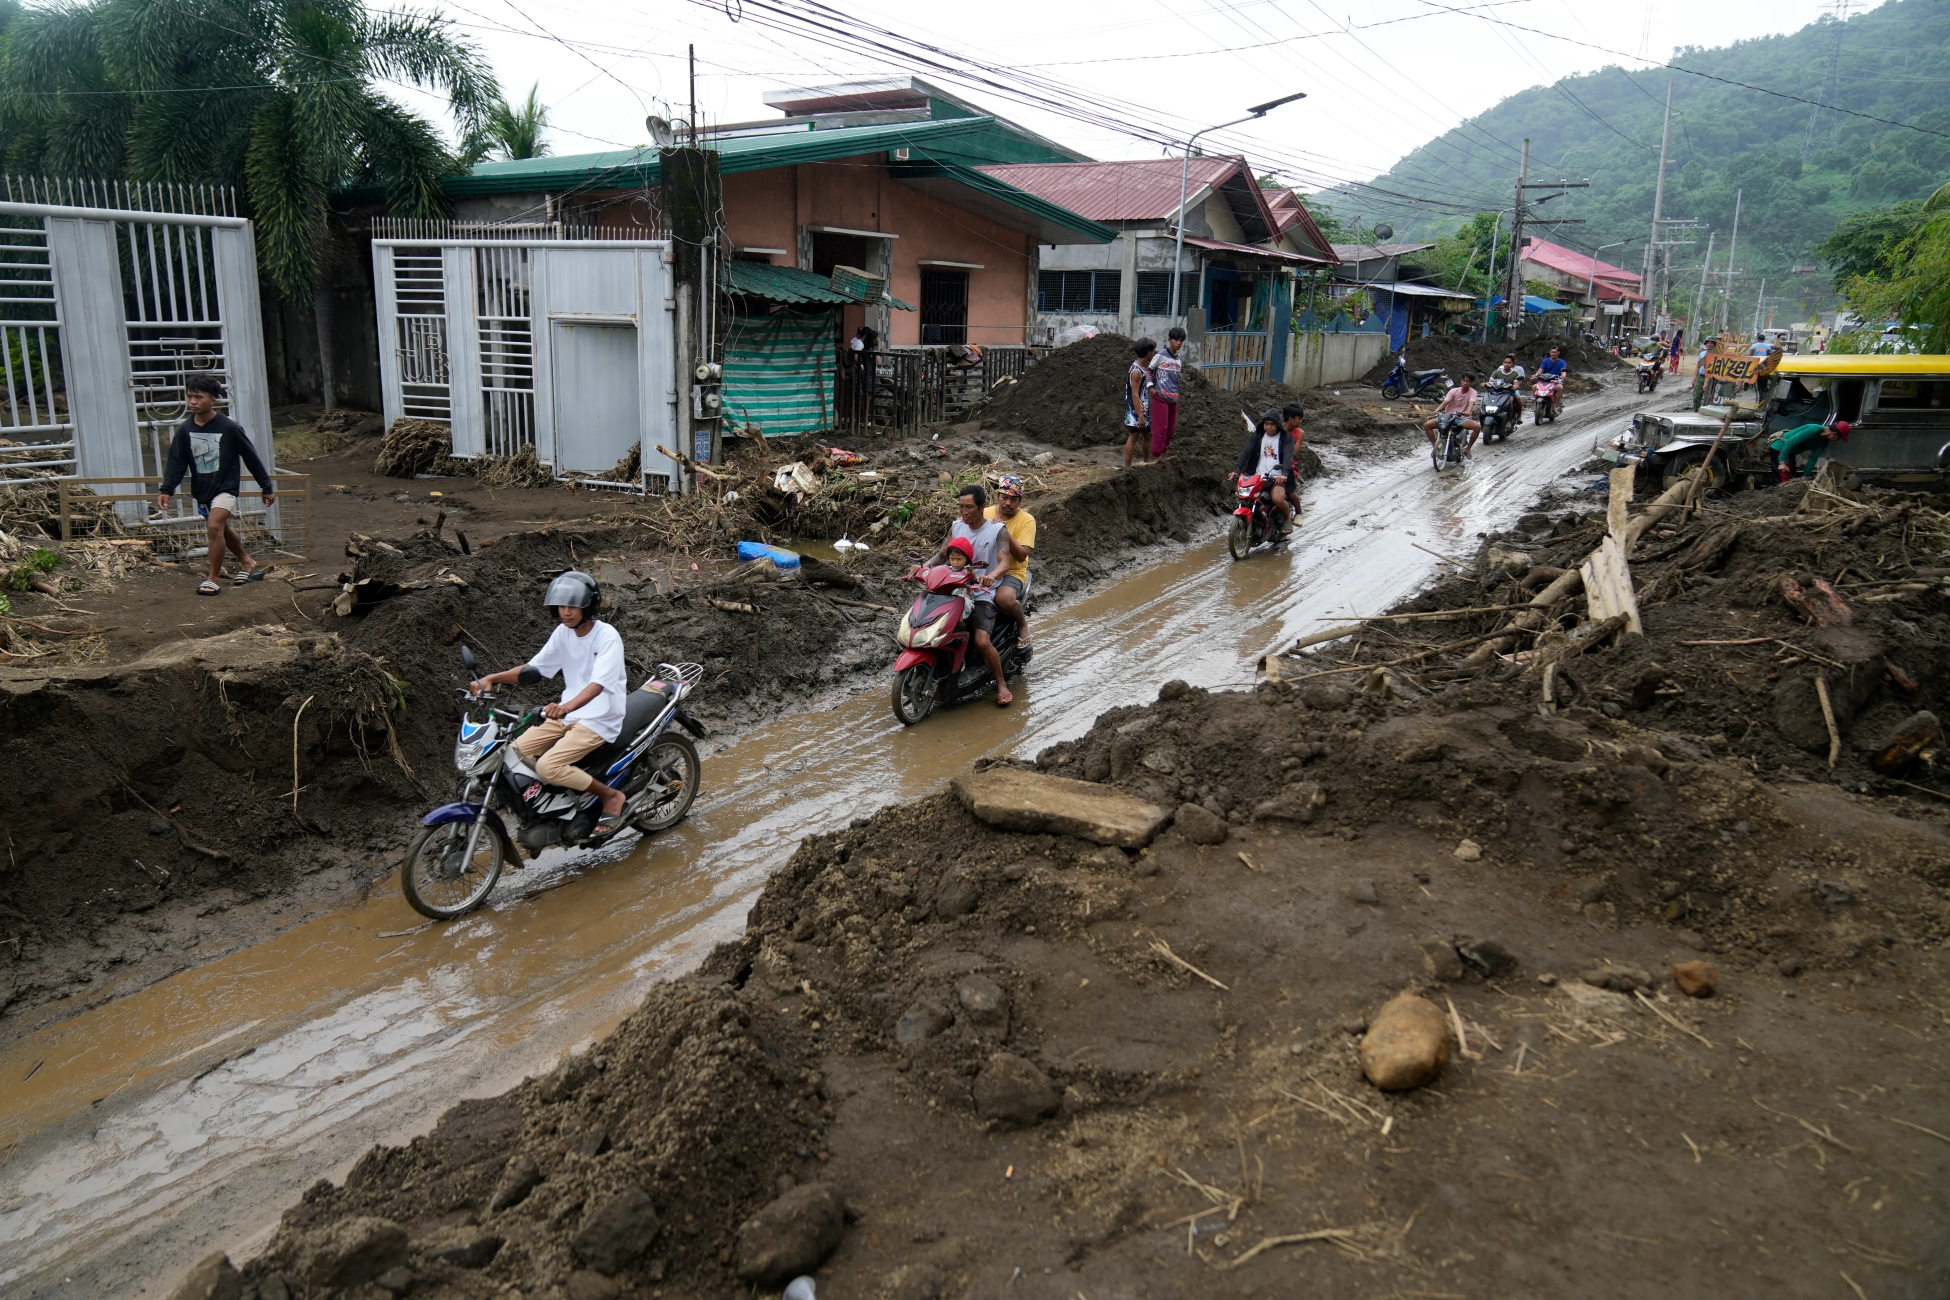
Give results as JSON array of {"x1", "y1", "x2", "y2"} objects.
[
  {"x1": 233, "y1": 566, "x2": 267, "y2": 585},
  {"x1": 197, "y1": 581, "x2": 221, "y2": 596}
]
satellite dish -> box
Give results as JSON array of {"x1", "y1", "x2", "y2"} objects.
[
  {"x1": 1372, "y1": 222, "x2": 1394, "y2": 241},
  {"x1": 646, "y1": 115, "x2": 675, "y2": 148}
]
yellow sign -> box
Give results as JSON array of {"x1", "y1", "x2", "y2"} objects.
[{"x1": 1700, "y1": 347, "x2": 1778, "y2": 385}]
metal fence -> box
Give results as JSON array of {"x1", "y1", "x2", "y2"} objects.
[
  {"x1": 833, "y1": 344, "x2": 1040, "y2": 435},
  {"x1": 48, "y1": 473, "x2": 310, "y2": 562}
]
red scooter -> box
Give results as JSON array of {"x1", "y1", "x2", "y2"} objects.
[
  {"x1": 1227, "y1": 473, "x2": 1292, "y2": 559},
  {"x1": 890, "y1": 563, "x2": 1029, "y2": 725},
  {"x1": 1532, "y1": 375, "x2": 1565, "y2": 424}
]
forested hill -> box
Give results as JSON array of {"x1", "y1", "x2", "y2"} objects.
[{"x1": 1314, "y1": 0, "x2": 1950, "y2": 323}]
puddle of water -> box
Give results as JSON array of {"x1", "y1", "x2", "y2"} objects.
[{"x1": 0, "y1": 405, "x2": 1630, "y2": 1293}]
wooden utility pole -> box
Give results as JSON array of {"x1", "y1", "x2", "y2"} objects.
[
  {"x1": 663, "y1": 144, "x2": 721, "y2": 465},
  {"x1": 1504, "y1": 139, "x2": 1528, "y2": 343},
  {"x1": 1646, "y1": 81, "x2": 1674, "y2": 329}
]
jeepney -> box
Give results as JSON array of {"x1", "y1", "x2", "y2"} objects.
[{"x1": 1598, "y1": 351, "x2": 1950, "y2": 488}]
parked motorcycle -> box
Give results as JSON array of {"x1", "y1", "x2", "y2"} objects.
[
  {"x1": 1227, "y1": 472, "x2": 1292, "y2": 559},
  {"x1": 1479, "y1": 380, "x2": 1520, "y2": 443},
  {"x1": 1532, "y1": 376, "x2": 1565, "y2": 424},
  {"x1": 399, "y1": 645, "x2": 707, "y2": 920},
  {"x1": 1431, "y1": 413, "x2": 1470, "y2": 471},
  {"x1": 1379, "y1": 353, "x2": 1451, "y2": 402},
  {"x1": 890, "y1": 563, "x2": 1030, "y2": 725},
  {"x1": 1634, "y1": 358, "x2": 1663, "y2": 394}
]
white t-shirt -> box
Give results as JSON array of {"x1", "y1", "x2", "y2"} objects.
[
  {"x1": 1256, "y1": 433, "x2": 1283, "y2": 477},
  {"x1": 527, "y1": 619, "x2": 629, "y2": 741},
  {"x1": 950, "y1": 518, "x2": 1007, "y2": 603},
  {"x1": 1491, "y1": 365, "x2": 1525, "y2": 385}
]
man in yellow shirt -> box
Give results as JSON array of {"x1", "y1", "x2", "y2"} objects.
[{"x1": 985, "y1": 475, "x2": 1036, "y2": 649}]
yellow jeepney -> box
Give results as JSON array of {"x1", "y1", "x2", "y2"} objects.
[{"x1": 1765, "y1": 355, "x2": 1950, "y2": 483}]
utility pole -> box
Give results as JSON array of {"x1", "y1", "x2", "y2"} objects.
[
  {"x1": 1752, "y1": 278, "x2": 1767, "y2": 337},
  {"x1": 1693, "y1": 229, "x2": 1716, "y2": 337},
  {"x1": 688, "y1": 43, "x2": 698, "y2": 145},
  {"x1": 1504, "y1": 139, "x2": 1528, "y2": 343},
  {"x1": 1645, "y1": 80, "x2": 1674, "y2": 330},
  {"x1": 1720, "y1": 189, "x2": 1742, "y2": 335},
  {"x1": 1481, "y1": 211, "x2": 1501, "y2": 344}
]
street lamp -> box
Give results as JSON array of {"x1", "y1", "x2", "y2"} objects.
[{"x1": 1169, "y1": 92, "x2": 1307, "y2": 320}]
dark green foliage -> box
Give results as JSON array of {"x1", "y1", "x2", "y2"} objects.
[{"x1": 1816, "y1": 200, "x2": 1924, "y2": 291}]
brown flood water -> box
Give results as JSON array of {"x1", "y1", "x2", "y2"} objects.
[{"x1": 0, "y1": 392, "x2": 1639, "y2": 1295}]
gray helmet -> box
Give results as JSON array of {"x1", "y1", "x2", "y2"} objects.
[{"x1": 543, "y1": 570, "x2": 601, "y2": 620}]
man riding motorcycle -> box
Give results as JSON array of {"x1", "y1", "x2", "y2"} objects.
[
  {"x1": 1487, "y1": 354, "x2": 1525, "y2": 425},
  {"x1": 1423, "y1": 373, "x2": 1482, "y2": 458},
  {"x1": 467, "y1": 571, "x2": 631, "y2": 832},
  {"x1": 930, "y1": 484, "x2": 1023, "y2": 707},
  {"x1": 1534, "y1": 347, "x2": 1568, "y2": 421},
  {"x1": 1233, "y1": 408, "x2": 1297, "y2": 528}
]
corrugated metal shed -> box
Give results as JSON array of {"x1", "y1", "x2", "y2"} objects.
[
  {"x1": 1519, "y1": 237, "x2": 1642, "y2": 287},
  {"x1": 723, "y1": 261, "x2": 916, "y2": 310}
]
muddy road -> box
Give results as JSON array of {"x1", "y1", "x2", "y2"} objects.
[{"x1": 0, "y1": 381, "x2": 1649, "y2": 1296}]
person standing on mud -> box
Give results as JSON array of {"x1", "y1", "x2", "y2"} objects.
[
  {"x1": 1122, "y1": 338, "x2": 1156, "y2": 470},
  {"x1": 1148, "y1": 327, "x2": 1186, "y2": 459},
  {"x1": 156, "y1": 374, "x2": 275, "y2": 596},
  {"x1": 985, "y1": 474, "x2": 1036, "y2": 650}
]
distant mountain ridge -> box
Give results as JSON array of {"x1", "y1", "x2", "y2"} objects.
[{"x1": 1314, "y1": 0, "x2": 1950, "y2": 321}]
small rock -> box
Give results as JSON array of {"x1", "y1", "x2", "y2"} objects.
[
  {"x1": 1672, "y1": 960, "x2": 1717, "y2": 998},
  {"x1": 1299, "y1": 683, "x2": 1351, "y2": 710},
  {"x1": 577, "y1": 1125, "x2": 611, "y2": 1157},
  {"x1": 1340, "y1": 1016, "x2": 1368, "y2": 1036},
  {"x1": 1359, "y1": 994, "x2": 1449, "y2": 1091},
  {"x1": 955, "y1": 975, "x2": 1008, "y2": 1028},
  {"x1": 1452, "y1": 839, "x2": 1482, "y2": 862},
  {"x1": 1575, "y1": 876, "x2": 1609, "y2": 904},
  {"x1": 1253, "y1": 781, "x2": 1327, "y2": 824},
  {"x1": 1418, "y1": 937, "x2": 1465, "y2": 983},
  {"x1": 1158, "y1": 679, "x2": 1191, "y2": 701},
  {"x1": 421, "y1": 1229, "x2": 504, "y2": 1269},
  {"x1": 934, "y1": 865, "x2": 981, "y2": 919},
  {"x1": 572, "y1": 1187, "x2": 659, "y2": 1275},
  {"x1": 148, "y1": 817, "x2": 172, "y2": 836},
  {"x1": 1456, "y1": 937, "x2": 1515, "y2": 978},
  {"x1": 295, "y1": 1217, "x2": 408, "y2": 1290},
  {"x1": 1871, "y1": 710, "x2": 1941, "y2": 775},
  {"x1": 257, "y1": 1275, "x2": 291, "y2": 1300},
  {"x1": 566, "y1": 1271, "x2": 622, "y2": 1300},
  {"x1": 1777, "y1": 956, "x2": 1805, "y2": 977},
  {"x1": 1580, "y1": 964, "x2": 1652, "y2": 994},
  {"x1": 166, "y1": 1252, "x2": 241, "y2": 1300},
  {"x1": 1141, "y1": 749, "x2": 1177, "y2": 774},
  {"x1": 373, "y1": 1266, "x2": 414, "y2": 1297},
  {"x1": 1674, "y1": 928, "x2": 1707, "y2": 951},
  {"x1": 895, "y1": 1001, "x2": 953, "y2": 1045},
  {"x1": 1173, "y1": 802, "x2": 1228, "y2": 845},
  {"x1": 1346, "y1": 880, "x2": 1379, "y2": 905},
  {"x1": 1536, "y1": 973, "x2": 1557, "y2": 987},
  {"x1": 488, "y1": 1153, "x2": 543, "y2": 1211},
  {"x1": 735, "y1": 1183, "x2": 846, "y2": 1285},
  {"x1": 1816, "y1": 880, "x2": 1855, "y2": 910},
  {"x1": 1560, "y1": 981, "x2": 1637, "y2": 1019},
  {"x1": 972, "y1": 1052, "x2": 1059, "y2": 1127}
]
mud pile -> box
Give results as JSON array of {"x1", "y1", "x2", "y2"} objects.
[
  {"x1": 217, "y1": 654, "x2": 1950, "y2": 1299},
  {"x1": 1359, "y1": 333, "x2": 1624, "y2": 391}
]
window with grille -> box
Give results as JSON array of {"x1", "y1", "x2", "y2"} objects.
[
  {"x1": 1135, "y1": 272, "x2": 1200, "y2": 317},
  {"x1": 1036, "y1": 270, "x2": 1120, "y2": 314}
]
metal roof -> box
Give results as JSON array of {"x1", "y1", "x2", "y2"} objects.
[
  {"x1": 1518, "y1": 236, "x2": 1641, "y2": 287},
  {"x1": 976, "y1": 157, "x2": 1246, "y2": 223},
  {"x1": 1331, "y1": 242, "x2": 1436, "y2": 262},
  {"x1": 447, "y1": 118, "x2": 991, "y2": 196},
  {"x1": 723, "y1": 261, "x2": 916, "y2": 310},
  {"x1": 892, "y1": 160, "x2": 1115, "y2": 244},
  {"x1": 1181, "y1": 234, "x2": 1332, "y2": 266},
  {"x1": 1775, "y1": 354, "x2": 1950, "y2": 376}
]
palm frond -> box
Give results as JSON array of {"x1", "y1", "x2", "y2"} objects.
[
  {"x1": 488, "y1": 82, "x2": 548, "y2": 160},
  {"x1": 356, "y1": 92, "x2": 453, "y2": 219},
  {"x1": 358, "y1": 7, "x2": 496, "y2": 134},
  {"x1": 245, "y1": 93, "x2": 325, "y2": 303}
]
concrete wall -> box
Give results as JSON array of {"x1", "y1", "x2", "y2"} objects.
[
  {"x1": 1284, "y1": 330, "x2": 1392, "y2": 390},
  {"x1": 719, "y1": 156, "x2": 1037, "y2": 346}
]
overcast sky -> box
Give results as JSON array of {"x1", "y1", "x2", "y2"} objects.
[{"x1": 391, "y1": 0, "x2": 1849, "y2": 202}]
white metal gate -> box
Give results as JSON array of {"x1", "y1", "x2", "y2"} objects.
[
  {"x1": 0, "y1": 178, "x2": 276, "y2": 534},
  {"x1": 374, "y1": 233, "x2": 679, "y2": 492}
]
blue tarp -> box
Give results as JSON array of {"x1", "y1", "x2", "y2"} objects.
[{"x1": 1481, "y1": 294, "x2": 1572, "y2": 314}]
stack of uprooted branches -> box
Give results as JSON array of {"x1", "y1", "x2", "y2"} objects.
[{"x1": 1262, "y1": 467, "x2": 1950, "y2": 792}]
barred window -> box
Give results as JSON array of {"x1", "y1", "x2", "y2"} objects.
[
  {"x1": 1036, "y1": 269, "x2": 1121, "y2": 314},
  {"x1": 1135, "y1": 271, "x2": 1200, "y2": 317}
]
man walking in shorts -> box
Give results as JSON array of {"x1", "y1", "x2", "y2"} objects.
[{"x1": 156, "y1": 374, "x2": 275, "y2": 596}]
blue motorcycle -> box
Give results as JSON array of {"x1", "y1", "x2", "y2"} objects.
[
  {"x1": 1380, "y1": 353, "x2": 1451, "y2": 402},
  {"x1": 399, "y1": 645, "x2": 707, "y2": 919}
]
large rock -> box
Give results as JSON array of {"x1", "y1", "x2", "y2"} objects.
[
  {"x1": 572, "y1": 1187, "x2": 659, "y2": 1275},
  {"x1": 420, "y1": 1227, "x2": 505, "y2": 1269},
  {"x1": 295, "y1": 1217, "x2": 409, "y2": 1290},
  {"x1": 972, "y1": 1052, "x2": 1059, "y2": 1127},
  {"x1": 1173, "y1": 802, "x2": 1228, "y2": 845},
  {"x1": 895, "y1": 1000, "x2": 953, "y2": 1045},
  {"x1": 488, "y1": 1152, "x2": 544, "y2": 1211},
  {"x1": 1872, "y1": 710, "x2": 1941, "y2": 776},
  {"x1": 952, "y1": 767, "x2": 1170, "y2": 849},
  {"x1": 1252, "y1": 781, "x2": 1327, "y2": 824},
  {"x1": 167, "y1": 1252, "x2": 241, "y2": 1300},
  {"x1": 1359, "y1": 995, "x2": 1449, "y2": 1092},
  {"x1": 734, "y1": 1183, "x2": 846, "y2": 1285}
]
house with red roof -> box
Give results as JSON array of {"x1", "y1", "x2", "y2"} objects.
[
  {"x1": 978, "y1": 156, "x2": 1336, "y2": 386},
  {"x1": 1516, "y1": 237, "x2": 1645, "y2": 339}
]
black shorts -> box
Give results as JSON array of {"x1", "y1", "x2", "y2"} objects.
[{"x1": 967, "y1": 599, "x2": 998, "y2": 638}]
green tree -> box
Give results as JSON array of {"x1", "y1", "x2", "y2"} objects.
[
  {"x1": 1424, "y1": 212, "x2": 1510, "y2": 297},
  {"x1": 467, "y1": 81, "x2": 550, "y2": 163},
  {"x1": 1, "y1": 0, "x2": 495, "y2": 404},
  {"x1": 1816, "y1": 200, "x2": 1923, "y2": 291},
  {"x1": 1834, "y1": 183, "x2": 1950, "y2": 352}
]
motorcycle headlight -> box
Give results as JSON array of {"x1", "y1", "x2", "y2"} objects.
[
  {"x1": 907, "y1": 615, "x2": 951, "y2": 649},
  {"x1": 455, "y1": 738, "x2": 486, "y2": 771}
]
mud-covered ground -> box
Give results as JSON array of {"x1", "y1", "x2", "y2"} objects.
[
  {"x1": 196, "y1": 468, "x2": 1950, "y2": 1300},
  {"x1": 0, "y1": 339, "x2": 1415, "y2": 1033}
]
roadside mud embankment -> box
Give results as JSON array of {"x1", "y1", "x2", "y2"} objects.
[{"x1": 211, "y1": 650, "x2": 1950, "y2": 1298}]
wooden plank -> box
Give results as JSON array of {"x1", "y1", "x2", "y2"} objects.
[{"x1": 1607, "y1": 465, "x2": 1635, "y2": 541}]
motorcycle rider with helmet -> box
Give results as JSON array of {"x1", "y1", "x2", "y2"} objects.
[
  {"x1": 1233, "y1": 407, "x2": 1297, "y2": 528},
  {"x1": 467, "y1": 571, "x2": 630, "y2": 830}
]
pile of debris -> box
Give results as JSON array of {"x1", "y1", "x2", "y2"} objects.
[
  {"x1": 1263, "y1": 467, "x2": 1949, "y2": 796},
  {"x1": 1358, "y1": 333, "x2": 1625, "y2": 393}
]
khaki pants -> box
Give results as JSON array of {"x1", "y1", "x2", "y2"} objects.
[{"x1": 514, "y1": 719, "x2": 605, "y2": 791}]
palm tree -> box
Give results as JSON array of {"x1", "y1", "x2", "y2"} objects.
[
  {"x1": 1, "y1": 0, "x2": 497, "y2": 406},
  {"x1": 471, "y1": 81, "x2": 549, "y2": 162}
]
